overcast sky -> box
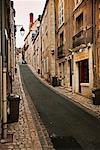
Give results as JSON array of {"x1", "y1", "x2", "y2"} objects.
[{"x1": 13, "y1": 0, "x2": 46, "y2": 48}]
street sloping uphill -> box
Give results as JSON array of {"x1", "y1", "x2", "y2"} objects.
[{"x1": 20, "y1": 65, "x2": 100, "y2": 150}]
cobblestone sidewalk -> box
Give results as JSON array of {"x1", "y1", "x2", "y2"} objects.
[
  {"x1": 54, "y1": 86, "x2": 100, "y2": 119},
  {"x1": 0, "y1": 64, "x2": 42, "y2": 150}
]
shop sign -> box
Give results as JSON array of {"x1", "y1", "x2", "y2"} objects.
[{"x1": 74, "y1": 51, "x2": 89, "y2": 62}]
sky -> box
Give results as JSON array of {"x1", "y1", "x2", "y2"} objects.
[{"x1": 13, "y1": 0, "x2": 46, "y2": 48}]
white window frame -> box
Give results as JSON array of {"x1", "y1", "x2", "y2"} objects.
[{"x1": 58, "y1": 0, "x2": 64, "y2": 28}]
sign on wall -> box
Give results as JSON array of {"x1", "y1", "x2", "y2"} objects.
[{"x1": 74, "y1": 50, "x2": 89, "y2": 62}]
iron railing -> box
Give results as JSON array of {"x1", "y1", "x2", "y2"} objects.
[{"x1": 73, "y1": 27, "x2": 92, "y2": 48}]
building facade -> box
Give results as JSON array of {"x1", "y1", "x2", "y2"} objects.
[
  {"x1": 32, "y1": 27, "x2": 41, "y2": 74},
  {"x1": 55, "y1": 0, "x2": 74, "y2": 88},
  {"x1": 96, "y1": 0, "x2": 100, "y2": 87},
  {"x1": 24, "y1": 14, "x2": 40, "y2": 65},
  {"x1": 41, "y1": 0, "x2": 56, "y2": 83},
  {"x1": 7, "y1": 1, "x2": 16, "y2": 94},
  {"x1": 72, "y1": 0, "x2": 100, "y2": 97},
  {"x1": 24, "y1": 0, "x2": 100, "y2": 98},
  {"x1": 55, "y1": 0, "x2": 100, "y2": 97},
  {"x1": 0, "y1": 0, "x2": 16, "y2": 139}
]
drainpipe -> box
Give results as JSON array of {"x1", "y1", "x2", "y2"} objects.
[
  {"x1": 92, "y1": 0, "x2": 97, "y2": 87},
  {"x1": 72, "y1": 52, "x2": 74, "y2": 94},
  {"x1": 0, "y1": 0, "x2": 2, "y2": 139},
  {"x1": 1, "y1": 0, "x2": 7, "y2": 139},
  {"x1": 0, "y1": 56, "x2": 2, "y2": 139},
  {"x1": 2, "y1": 68, "x2": 7, "y2": 139},
  {"x1": 40, "y1": 25, "x2": 42, "y2": 77}
]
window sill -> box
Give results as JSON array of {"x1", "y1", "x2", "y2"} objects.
[{"x1": 80, "y1": 83, "x2": 89, "y2": 87}]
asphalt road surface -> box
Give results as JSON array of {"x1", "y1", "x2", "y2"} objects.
[{"x1": 20, "y1": 65, "x2": 100, "y2": 150}]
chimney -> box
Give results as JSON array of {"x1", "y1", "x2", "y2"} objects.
[{"x1": 29, "y1": 13, "x2": 33, "y2": 30}]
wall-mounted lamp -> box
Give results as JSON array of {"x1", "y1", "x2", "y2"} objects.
[
  {"x1": 20, "y1": 26, "x2": 25, "y2": 36},
  {"x1": 16, "y1": 25, "x2": 25, "y2": 36},
  {"x1": 79, "y1": 49, "x2": 82, "y2": 52},
  {"x1": 87, "y1": 42, "x2": 91, "y2": 49}
]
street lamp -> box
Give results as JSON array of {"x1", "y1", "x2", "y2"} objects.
[
  {"x1": 16, "y1": 25, "x2": 25, "y2": 36},
  {"x1": 20, "y1": 26, "x2": 25, "y2": 36},
  {"x1": 15, "y1": 25, "x2": 25, "y2": 66}
]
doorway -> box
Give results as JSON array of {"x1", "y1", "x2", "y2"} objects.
[
  {"x1": 69, "y1": 60, "x2": 72, "y2": 86},
  {"x1": 78, "y1": 59, "x2": 89, "y2": 93}
]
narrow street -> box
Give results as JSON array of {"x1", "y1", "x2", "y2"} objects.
[
  {"x1": 0, "y1": 0, "x2": 100, "y2": 150},
  {"x1": 20, "y1": 64, "x2": 100, "y2": 150}
]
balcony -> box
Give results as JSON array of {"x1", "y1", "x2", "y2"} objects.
[
  {"x1": 73, "y1": 30, "x2": 85, "y2": 48},
  {"x1": 57, "y1": 44, "x2": 65, "y2": 58},
  {"x1": 73, "y1": 27, "x2": 92, "y2": 48}
]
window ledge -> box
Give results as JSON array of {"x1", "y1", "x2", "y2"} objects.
[{"x1": 80, "y1": 83, "x2": 89, "y2": 87}]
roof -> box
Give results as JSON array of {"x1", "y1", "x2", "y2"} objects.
[{"x1": 40, "y1": 0, "x2": 49, "y2": 22}]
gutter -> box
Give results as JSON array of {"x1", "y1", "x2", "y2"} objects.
[
  {"x1": 92, "y1": 0, "x2": 97, "y2": 87},
  {"x1": 1, "y1": 0, "x2": 7, "y2": 139}
]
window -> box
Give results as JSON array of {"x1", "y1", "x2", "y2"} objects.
[
  {"x1": 76, "y1": 13, "x2": 83, "y2": 33},
  {"x1": 57, "y1": 32, "x2": 64, "y2": 57},
  {"x1": 60, "y1": 32, "x2": 64, "y2": 46},
  {"x1": 44, "y1": 58, "x2": 48, "y2": 73},
  {"x1": 58, "y1": 0, "x2": 64, "y2": 27}
]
